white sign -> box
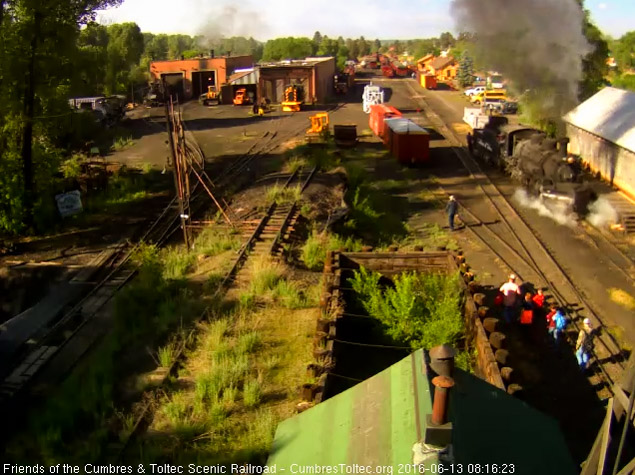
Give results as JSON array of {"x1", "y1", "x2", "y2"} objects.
[{"x1": 55, "y1": 190, "x2": 83, "y2": 217}]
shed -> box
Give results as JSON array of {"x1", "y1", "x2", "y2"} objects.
[
  {"x1": 267, "y1": 348, "x2": 577, "y2": 474},
  {"x1": 149, "y1": 54, "x2": 253, "y2": 100},
  {"x1": 563, "y1": 87, "x2": 635, "y2": 199},
  {"x1": 257, "y1": 57, "x2": 335, "y2": 104}
]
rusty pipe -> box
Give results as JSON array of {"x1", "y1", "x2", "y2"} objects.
[{"x1": 431, "y1": 375, "x2": 455, "y2": 426}]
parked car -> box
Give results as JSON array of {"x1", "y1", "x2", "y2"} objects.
[{"x1": 464, "y1": 86, "x2": 486, "y2": 97}]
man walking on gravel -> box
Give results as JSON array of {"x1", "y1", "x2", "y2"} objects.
[
  {"x1": 446, "y1": 195, "x2": 458, "y2": 231},
  {"x1": 499, "y1": 274, "x2": 521, "y2": 324},
  {"x1": 576, "y1": 318, "x2": 594, "y2": 372}
]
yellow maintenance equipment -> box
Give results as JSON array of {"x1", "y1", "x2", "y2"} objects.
[
  {"x1": 233, "y1": 88, "x2": 252, "y2": 106},
  {"x1": 199, "y1": 86, "x2": 219, "y2": 106},
  {"x1": 282, "y1": 85, "x2": 302, "y2": 112},
  {"x1": 307, "y1": 113, "x2": 329, "y2": 134},
  {"x1": 305, "y1": 113, "x2": 329, "y2": 144}
]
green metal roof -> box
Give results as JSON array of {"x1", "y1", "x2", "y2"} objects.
[{"x1": 267, "y1": 349, "x2": 578, "y2": 475}]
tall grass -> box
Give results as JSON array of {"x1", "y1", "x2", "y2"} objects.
[
  {"x1": 249, "y1": 256, "x2": 285, "y2": 294},
  {"x1": 301, "y1": 231, "x2": 363, "y2": 271},
  {"x1": 243, "y1": 379, "x2": 262, "y2": 408},
  {"x1": 112, "y1": 135, "x2": 134, "y2": 151},
  {"x1": 158, "y1": 342, "x2": 178, "y2": 367},
  {"x1": 265, "y1": 183, "x2": 302, "y2": 205},
  {"x1": 283, "y1": 156, "x2": 307, "y2": 174},
  {"x1": 194, "y1": 227, "x2": 241, "y2": 257}
]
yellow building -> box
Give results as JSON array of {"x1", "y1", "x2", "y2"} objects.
[{"x1": 427, "y1": 56, "x2": 458, "y2": 81}]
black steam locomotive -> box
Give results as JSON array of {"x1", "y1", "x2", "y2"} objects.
[{"x1": 470, "y1": 120, "x2": 597, "y2": 215}]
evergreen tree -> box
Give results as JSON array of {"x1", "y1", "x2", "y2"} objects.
[{"x1": 457, "y1": 51, "x2": 475, "y2": 87}]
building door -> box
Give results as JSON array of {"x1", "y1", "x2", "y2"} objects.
[
  {"x1": 191, "y1": 70, "x2": 216, "y2": 97},
  {"x1": 276, "y1": 79, "x2": 285, "y2": 103}
]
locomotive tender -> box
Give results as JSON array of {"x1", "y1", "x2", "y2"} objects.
[{"x1": 470, "y1": 119, "x2": 597, "y2": 215}]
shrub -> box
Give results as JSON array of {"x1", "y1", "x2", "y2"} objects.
[{"x1": 349, "y1": 267, "x2": 464, "y2": 349}]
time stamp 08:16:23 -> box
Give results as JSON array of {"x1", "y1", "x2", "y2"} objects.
[{"x1": 396, "y1": 464, "x2": 516, "y2": 474}]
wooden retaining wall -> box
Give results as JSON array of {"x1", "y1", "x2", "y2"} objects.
[{"x1": 298, "y1": 249, "x2": 508, "y2": 411}]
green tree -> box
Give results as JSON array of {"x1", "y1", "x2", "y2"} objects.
[
  {"x1": 613, "y1": 31, "x2": 635, "y2": 72},
  {"x1": 373, "y1": 38, "x2": 381, "y2": 52},
  {"x1": 457, "y1": 50, "x2": 474, "y2": 87},
  {"x1": 611, "y1": 73, "x2": 635, "y2": 91},
  {"x1": 577, "y1": 1, "x2": 610, "y2": 100},
  {"x1": 439, "y1": 31, "x2": 456, "y2": 50},
  {"x1": 317, "y1": 36, "x2": 338, "y2": 56},
  {"x1": 0, "y1": 0, "x2": 122, "y2": 233},
  {"x1": 262, "y1": 37, "x2": 313, "y2": 61},
  {"x1": 105, "y1": 22, "x2": 144, "y2": 95},
  {"x1": 358, "y1": 36, "x2": 371, "y2": 56}
]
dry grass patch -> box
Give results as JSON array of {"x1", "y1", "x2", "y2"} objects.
[{"x1": 135, "y1": 260, "x2": 318, "y2": 464}]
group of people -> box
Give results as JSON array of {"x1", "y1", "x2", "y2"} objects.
[{"x1": 497, "y1": 274, "x2": 595, "y2": 372}]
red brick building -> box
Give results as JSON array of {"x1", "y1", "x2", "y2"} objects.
[
  {"x1": 257, "y1": 57, "x2": 335, "y2": 104},
  {"x1": 149, "y1": 54, "x2": 253, "y2": 100}
]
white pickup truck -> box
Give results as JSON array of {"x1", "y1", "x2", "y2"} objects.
[
  {"x1": 463, "y1": 107, "x2": 491, "y2": 130},
  {"x1": 464, "y1": 86, "x2": 486, "y2": 97}
]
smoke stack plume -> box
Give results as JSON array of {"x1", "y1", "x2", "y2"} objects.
[{"x1": 450, "y1": 0, "x2": 591, "y2": 120}]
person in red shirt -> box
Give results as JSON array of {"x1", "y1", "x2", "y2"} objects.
[{"x1": 532, "y1": 289, "x2": 545, "y2": 308}]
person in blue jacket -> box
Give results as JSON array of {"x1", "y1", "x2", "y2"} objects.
[{"x1": 446, "y1": 195, "x2": 458, "y2": 231}]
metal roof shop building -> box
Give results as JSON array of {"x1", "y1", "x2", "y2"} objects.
[
  {"x1": 257, "y1": 57, "x2": 335, "y2": 104},
  {"x1": 149, "y1": 54, "x2": 253, "y2": 101},
  {"x1": 267, "y1": 348, "x2": 577, "y2": 475},
  {"x1": 563, "y1": 87, "x2": 635, "y2": 199}
]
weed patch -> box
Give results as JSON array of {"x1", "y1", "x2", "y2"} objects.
[
  {"x1": 112, "y1": 135, "x2": 134, "y2": 151},
  {"x1": 194, "y1": 227, "x2": 241, "y2": 257},
  {"x1": 301, "y1": 231, "x2": 363, "y2": 271},
  {"x1": 349, "y1": 267, "x2": 464, "y2": 350},
  {"x1": 266, "y1": 183, "x2": 301, "y2": 205},
  {"x1": 283, "y1": 156, "x2": 307, "y2": 174}
]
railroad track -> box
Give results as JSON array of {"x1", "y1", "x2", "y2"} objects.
[
  {"x1": 403, "y1": 80, "x2": 627, "y2": 398},
  {"x1": 0, "y1": 106, "x2": 308, "y2": 440},
  {"x1": 109, "y1": 165, "x2": 317, "y2": 463}
]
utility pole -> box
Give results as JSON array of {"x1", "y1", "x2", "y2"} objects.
[{"x1": 164, "y1": 94, "x2": 190, "y2": 248}]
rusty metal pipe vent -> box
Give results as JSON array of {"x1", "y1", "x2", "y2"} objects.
[
  {"x1": 431, "y1": 375, "x2": 455, "y2": 426},
  {"x1": 429, "y1": 345, "x2": 456, "y2": 378}
]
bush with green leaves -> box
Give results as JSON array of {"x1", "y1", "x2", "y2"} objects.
[{"x1": 349, "y1": 267, "x2": 464, "y2": 350}]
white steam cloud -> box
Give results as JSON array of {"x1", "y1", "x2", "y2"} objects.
[
  {"x1": 450, "y1": 0, "x2": 592, "y2": 118},
  {"x1": 586, "y1": 196, "x2": 618, "y2": 228},
  {"x1": 512, "y1": 189, "x2": 577, "y2": 227}
]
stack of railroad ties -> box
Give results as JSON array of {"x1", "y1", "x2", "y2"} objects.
[{"x1": 368, "y1": 104, "x2": 430, "y2": 166}]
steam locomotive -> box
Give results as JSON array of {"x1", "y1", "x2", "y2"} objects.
[{"x1": 470, "y1": 120, "x2": 597, "y2": 215}]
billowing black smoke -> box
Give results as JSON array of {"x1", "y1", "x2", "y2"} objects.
[
  {"x1": 450, "y1": 0, "x2": 591, "y2": 121},
  {"x1": 197, "y1": 5, "x2": 269, "y2": 49}
]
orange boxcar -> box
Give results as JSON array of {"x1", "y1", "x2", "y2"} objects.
[
  {"x1": 369, "y1": 104, "x2": 402, "y2": 143},
  {"x1": 384, "y1": 118, "x2": 430, "y2": 165}
]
